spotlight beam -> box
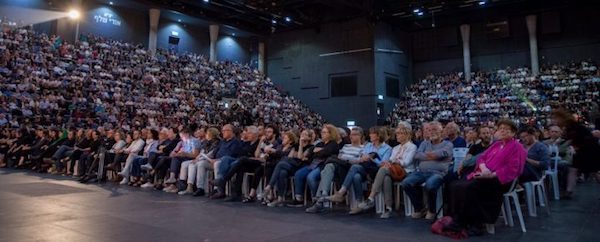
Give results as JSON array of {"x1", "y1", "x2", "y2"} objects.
[{"x1": 0, "y1": 6, "x2": 71, "y2": 27}]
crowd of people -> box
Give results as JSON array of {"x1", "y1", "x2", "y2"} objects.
[
  {"x1": 1, "y1": 24, "x2": 600, "y2": 239},
  {"x1": 387, "y1": 62, "x2": 600, "y2": 130},
  {"x1": 0, "y1": 26, "x2": 324, "y2": 132},
  {"x1": 2, "y1": 109, "x2": 599, "y2": 237}
]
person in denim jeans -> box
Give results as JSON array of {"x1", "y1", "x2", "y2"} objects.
[
  {"x1": 327, "y1": 126, "x2": 392, "y2": 211},
  {"x1": 287, "y1": 124, "x2": 341, "y2": 207},
  {"x1": 263, "y1": 129, "x2": 315, "y2": 207},
  {"x1": 401, "y1": 121, "x2": 453, "y2": 220}
]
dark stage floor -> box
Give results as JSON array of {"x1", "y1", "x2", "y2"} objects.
[{"x1": 0, "y1": 169, "x2": 598, "y2": 242}]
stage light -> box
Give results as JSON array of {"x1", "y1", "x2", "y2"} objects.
[
  {"x1": 413, "y1": 8, "x2": 420, "y2": 13},
  {"x1": 109, "y1": 1, "x2": 114, "y2": 5},
  {"x1": 232, "y1": 33, "x2": 236, "y2": 36},
  {"x1": 68, "y1": 9, "x2": 80, "y2": 19},
  {"x1": 479, "y1": 1, "x2": 486, "y2": 5},
  {"x1": 203, "y1": 0, "x2": 210, "y2": 3},
  {"x1": 178, "y1": 19, "x2": 182, "y2": 22},
  {"x1": 271, "y1": 19, "x2": 277, "y2": 24},
  {"x1": 285, "y1": 16, "x2": 291, "y2": 22},
  {"x1": 417, "y1": 11, "x2": 424, "y2": 16}
]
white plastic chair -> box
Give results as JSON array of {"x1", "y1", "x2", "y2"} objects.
[
  {"x1": 375, "y1": 192, "x2": 385, "y2": 213},
  {"x1": 502, "y1": 179, "x2": 526, "y2": 232},
  {"x1": 452, "y1": 148, "x2": 469, "y2": 172},
  {"x1": 545, "y1": 144, "x2": 560, "y2": 200},
  {"x1": 402, "y1": 183, "x2": 443, "y2": 218},
  {"x1": 242, "y1": 172, "x2": 255, "y2": 197},
  {"x1": 523, "y1": 174, "x2": 550, "y2": 217}
]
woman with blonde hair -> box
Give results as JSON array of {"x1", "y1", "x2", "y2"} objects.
[
  {"x1": 355, "y1": 123, "x2": 417, "y2": 218},
  {"x1": 263, "y1": 129, "x2": 315, "y2": 207},
  {"x1": 286, "y1": 124, "x2": 341, "y2": 207},
  {"x1": 328, "y1": 126, "x2": 393, "y2": 211}
]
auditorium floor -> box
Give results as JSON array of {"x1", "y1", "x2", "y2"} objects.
[{"x1": 0, "y1": 169, "x2": 598, "y2": 242}]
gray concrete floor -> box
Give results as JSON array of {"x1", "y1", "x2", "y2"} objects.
[{"x1": 0, "y1": 169, "x2": 598, "y2": 242}]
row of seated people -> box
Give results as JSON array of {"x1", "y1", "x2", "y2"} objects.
[{"x1": 2, "y1": 109, "x2": 598, "y2": 236}]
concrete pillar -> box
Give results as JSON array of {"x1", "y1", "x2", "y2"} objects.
[
  {"x1": 526, "y1": 15, "x2": 539, "y2": 76},
  {"x1": 209, "y1": 24, "x2": 219, "y2": 62},
  {"x1": 258, "y1": 41, "x2": 265, "y2": 73},
  {"x1": 460, "y1": 24, "x2": 471, "y2": 81},
  {"x1": 148, "y1": 9, "x2": 160, "y2": 56}
]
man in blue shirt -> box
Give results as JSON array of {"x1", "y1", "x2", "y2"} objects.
[
  {"x1": 210, "y1": 125, "x2": 261, "y2": 199},
  {"x1": 444, "y1": 122, "x2": 467, "y2": 148},
  {"x1": 519, "y1": 126, "x2": 550, "y2": 183}
]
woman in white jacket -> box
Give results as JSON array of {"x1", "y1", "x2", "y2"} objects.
[
  {"x1": 117, "y1": 130, "x2": 148, "y2": 185},
  {"x1": 354, "y1": 121, "x2": 417, "y2": 218}
]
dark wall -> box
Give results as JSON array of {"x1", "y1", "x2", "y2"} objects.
[
  {"x1": 373, "y1": 23, "x2": 412, "y2": 123},
  {"x1": 412, "y1": 5, "x2": 600, "y2": 79},
  {"x1": 537, "y1": 7, "x2": 600, "y2": 65},
  {"x1": 78, "y1": 4, "x2": 148, "y2": 45},
  {"x1": 155, "y1": 22, "x2": 253, "y2": 63},
  {"x1": 157, "y1": 21, "x2": 209, "y2": 55},
  {"x1": 267, "y1": 18, "x2": 376, "y2": 127},
  {"x1": 216, "y1": 35, "x2": 253, "y2": 64}
]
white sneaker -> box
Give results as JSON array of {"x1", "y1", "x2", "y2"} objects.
[
  {"x1": 425, "y1": 211, "x2": 437, "y2": 220},
  {"x1": 140, "y1": 164, "x2": 153, "y2": 171},
  {"x1": 119, "y1": 178, "x2": 129, "y2": 185},
  {"x1": 380, "y1": 208, "x2": 392, "y2": 219},
  {"x1": 411, "y1": 209, "x2": 427, "y2": 219},
  {"x1": 164, "y1": 177, "x2": 177, "y2": 184},
  {"x1": 141, "y1": 182, "x2": 154, "y2": 188},
  {"x1": 267, "y1": 200, "x2": 284, "y2": 207}
]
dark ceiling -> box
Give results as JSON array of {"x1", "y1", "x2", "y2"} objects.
[{"x1": 129, "y1": 0, "x2": 575, "y2": 35}]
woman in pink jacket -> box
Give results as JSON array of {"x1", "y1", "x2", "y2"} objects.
[{"x1": 447, "y1": 119, "x2": 526, "y2": 235}]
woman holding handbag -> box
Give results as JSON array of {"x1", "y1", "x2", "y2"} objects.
[{"x1": 354, "y1": 122, "x2": 417, "y2": 218}]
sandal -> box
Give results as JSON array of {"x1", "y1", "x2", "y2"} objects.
[{"x1": 242, "y1": 196, "x2": 256, "y2": 203}]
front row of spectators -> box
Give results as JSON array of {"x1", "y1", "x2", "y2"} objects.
[{"x1": 1, "y1": 109, "x2": 599, "y2": 237}]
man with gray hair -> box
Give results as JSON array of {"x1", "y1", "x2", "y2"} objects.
[
  {"x1": 444, "y1": 122, "x2": 467, "y2": 148},
  {"x1": 397, "y1": 121, "x2": 413, "y2": 132},
  {"x1": 401, "y1": 121, "x2": 453, "y2": 220},
  {"x1": 210, "y1": 125, "x2": 261, "y2": 199}
]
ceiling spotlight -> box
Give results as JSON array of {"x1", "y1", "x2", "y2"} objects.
[
  {"x1": 232, "y1": 33, "x2": 236, "y2": 36},
  {"x1": 285, "y1": 16, "x2": 291, "y2": 22},
  {"x1": 479, "y1": 1, "x2": 486, "y2": 5},
  {"x1": 68, "y1": 9, "x2": 80, "y2": 19},
  {"x1": 417, "y1": 11, "x2": 424, "y2": 16},
  {"x1": 109, "y1": 1, "x2": 113, "y2": 5},
  {"x1": 271, "y1": 19, "x2": 277, "y2": 24},
  {"x1": 178, "y1": 19, "x2": 181, "y2": 22},
  {"x1": 413, "y1": 8, "x2": 420, "y2": 13},
  {"x1": 203, "y1": 0, "x2": 210, "y2": 2}
]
